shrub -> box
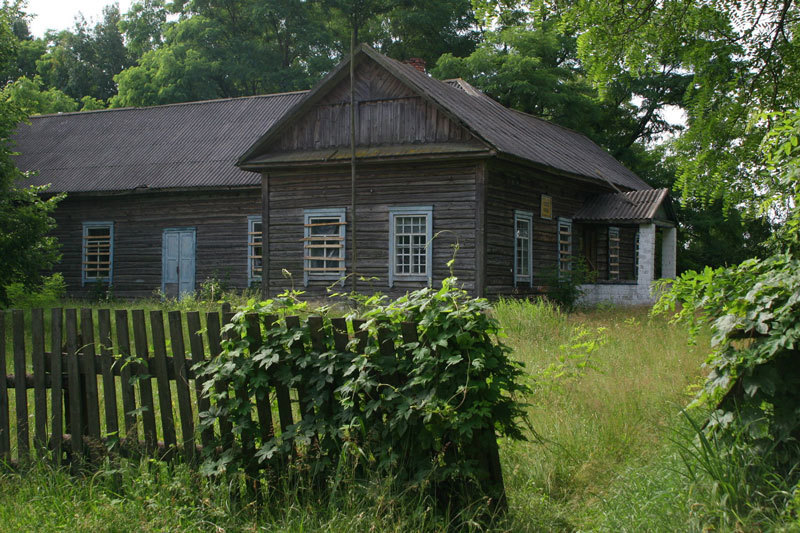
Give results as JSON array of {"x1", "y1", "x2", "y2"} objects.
[
  {"x1": 542, "y1": 258, "x2": 595, "y2": 311},
  {"x1": 4, "y1": 273, "x2": 66, "y2": 308},
  {"x1": 196, "y1": 278, "x2": 530, "y2": 507}
]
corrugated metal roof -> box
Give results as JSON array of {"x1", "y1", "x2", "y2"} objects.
[
  {"x1": 573, "y1": 188, "x2": 674, "y2": 223},
  {"x1": 240, "y1": 45, "x2": 650, "y2": 191},
  {"x1": 372, "y1": 52, "x2": 650, "y2": 191},
  {"x1": 15, "y1": 45, "x2": 650, "y2": 195},
  {"x1": 14, "y1": 91, "x2": 306, "y2": 193}
]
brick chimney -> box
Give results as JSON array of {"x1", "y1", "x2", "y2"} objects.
[{"x1": 404, "y1": 57, "x2": 426, "y2": 73}]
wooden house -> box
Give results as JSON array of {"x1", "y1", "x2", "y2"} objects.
[{"x1": 14, "y1": 45, "x2": 676, "y2": 304}]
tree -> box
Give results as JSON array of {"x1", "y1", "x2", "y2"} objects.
[
  {"x1": 0, "y1": 1, "x2": 46, "y2": 83},
  {"x1": 36, "y1": 5, "x2": 133, "y2": 102},
  {"x1": 1, "y1": 75, "x2": 78, "y2": 115},
  {"x1": 0, "y1": 9, "x2": 63, "y2": 305},
  {"x1": 474, "y1": 0, "x2": 800, "y2": 217},
  {"x1": 113, "y1": 0, "x2": 337, "y2": 107}
]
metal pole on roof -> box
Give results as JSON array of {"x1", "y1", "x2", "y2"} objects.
[{"x1": 350, "y1": 27, "x2": 358, "y2": 293}]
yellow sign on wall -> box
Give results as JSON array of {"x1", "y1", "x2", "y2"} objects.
[{"x1": 541, "y1": 195, "x2": 552, "y2": 219}]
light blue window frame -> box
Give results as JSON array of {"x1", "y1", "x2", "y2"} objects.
[
  {"x1": 303, "y1": 208, "x2": 346, "y2": 287},
  {"x1": 514, "y1": 210, "x2": 533, "y2": 286},
  {"x1": 558, "y1": 217, "x2": 572, "y2": 277},
  {"x1": 82, "y1": 221, "x2": 114, "y2": 286},
  {"x1": 247, "y1": 215, "x2": 263, "y2": 286},
  {"x1": 388, "y1": 205, "x2": 433, "y2": 288}
]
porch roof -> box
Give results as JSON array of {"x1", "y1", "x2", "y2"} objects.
[{"x1": 573, "y1": 188, "x2": 676, "y2": 224}]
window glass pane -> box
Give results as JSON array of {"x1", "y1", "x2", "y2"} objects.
[{"x1": 394, "y1": 214, "x2": 428, "y2": 276}]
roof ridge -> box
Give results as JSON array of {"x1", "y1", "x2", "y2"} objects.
[{"x1": 29, "y1": 89, "x2": 311, "y2": 119}]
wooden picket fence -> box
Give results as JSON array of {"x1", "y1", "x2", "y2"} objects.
[
  {"x1": 0, "y1": 306, "x2": 243, "y2": 468},
  {"x1": 0, "y1": 305, "x2": 505, "y2": 504}
]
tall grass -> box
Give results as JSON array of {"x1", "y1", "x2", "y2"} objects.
[{"x1": 4, "y1": 296, "x2": 796, "y2": 531}]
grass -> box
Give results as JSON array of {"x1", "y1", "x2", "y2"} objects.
[{"x1": 0, "y1": 296, "x2": 796, "y2": 531}]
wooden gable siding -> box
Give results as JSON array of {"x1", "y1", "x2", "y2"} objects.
[
  {"x1": 50, "y1": 189, "x2": 261, "y2": 298},
  {"x1": 264, "y1": 160, "x2": 478, "y2": 298},
  {"x1": 273, "y1": 59, "x2": 477, "y2": 152},
  {"x1": 484, "y1": 161, "x2": 611, "y2": 298}
]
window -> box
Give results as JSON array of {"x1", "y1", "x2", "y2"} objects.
[
  {"x1": 514, "y1": 211, "x2": 533, "y2": 286},
  {"x1": 558, "y1": 218, "x2": 572, "y2": 276},
  {"x1": 303, "y1": 208, "x2": 346, "y2": 286},
  {"x1": 248, "y1": 216, "x2": 262, "y2": 285},
  {"x1": 82, "y1": 222, "x2": 113, "y2": 285},
  {"x1": 634, "y1": 230, "x2": 640, "y2": 280},
  {"x1": 389, "y1": 206, "x2": 433, "y2": 287},
  {"x1": 608, "y1": 226, "x2": 620, "y2": 281}
]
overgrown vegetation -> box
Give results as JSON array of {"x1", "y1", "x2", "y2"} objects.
[
  {"x1": 653, "y1": 109, "x2": 800, "y2": 528},
  {"x1": 1, "y1": 296, "x2": 741, "y2": 530},
  {"x1": 198, "y1": 279, "x2": 529, "y2": 509}
]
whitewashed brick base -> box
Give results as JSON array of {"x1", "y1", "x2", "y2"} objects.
[{"x1": 578, "y1": 222, "x2": 675, "y2": 307}]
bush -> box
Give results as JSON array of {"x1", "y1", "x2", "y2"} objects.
[
  {"x1": 197, "y1": 278, "x2": 530, "y2": 507},
  {"x1": 543, "y1": 258, "x2": 595, "y2": 311},
  {"x1": 4, "y1": 273, "x2": 66, "y2": 308}
]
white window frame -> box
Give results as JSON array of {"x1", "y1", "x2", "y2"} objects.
[
  {"x1": 303, "y1": 208, "x2": 346, "y2": 286},
  {"x1": 558, "y1": 217, "x2": 572, "y2": 277},
  {"x1": 608, "y1": 226, "x2": 621, "y2": 281},
  {"x1": 82, "y1": 221, "x2": 114, "y2": 285},
  {"x1": 388, "y1": 206, "x2": 433, "y2": 287},
  {"x1": 247, "y1": 215, "x2": 263, "y2": 286},
  {"x1": 514, "y1": 210, "x2": 533, "y2": 286}
]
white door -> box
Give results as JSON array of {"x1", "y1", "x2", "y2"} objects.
[{"x1": 162, "y1": 228, "x2": 196, "y2": 298}]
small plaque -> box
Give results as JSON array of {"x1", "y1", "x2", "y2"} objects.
[{"x1": 541, "y1": 195, "x2": 552, "y2": 219}]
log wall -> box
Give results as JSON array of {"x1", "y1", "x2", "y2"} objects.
[
  {"x1": 484, "y1": 161, "x2": 614, "y2": 298},
  {"x1": 50, "y1": 189, "x2": 261, "y2": 298},
  {"x1": 264, "y1": 160, "x2": 479, "y2": 298}
]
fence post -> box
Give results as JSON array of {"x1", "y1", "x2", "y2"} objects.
[
  {"x1": 31, "y1": 309, "x2": 47, "y2": 456},
  {"x1": 167, "y1": 311, "x2": 195, "y2": 462},
  {"x1": 64, "y1": 309, "x2": 84, "y2": 470},
  {"x1": 0, "y1": 312, "x2": 9, "y2": 462},
  {"x1": 50, "y1": 309, "x2": 63, "y2": 466},
  {"x1": 13, "y1": 309, "x2": 30, "y2": 464}
]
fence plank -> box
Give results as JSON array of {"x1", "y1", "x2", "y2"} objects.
[
  {"x1": 31, "y1": 308, "x2": 48, "y2": 455},
  {"x1": 150, "y1": 310, "x2": 177, "y2": 455},
  {"x1": 277, "y1": 317, "x2": 301, "y2": 432},
  {"x1": 132, "y1": 310, "x2": 157, "y2": 452},
  {"x1": 65, "y1": 309, "x2": 84, "y2": 465},
  {"x1": 79, "y1": 309, "x2": 101, "y2": 442},
  {"x1": 186, "y1": 312, "x2": 212, "y2": 448},
  {"x1": 225, "y1": 311, "x2": 255, "y2": 465},
  {"x1": 0, "y1": 312, "x2": 9, "y2": 461},
  {"x1": 13, "y1": 309, "x2": 29, "y2": 463},
  {"x1": 205, "y1": 312, "x2": 232, "y2": 449},
  {"x1": 330, "y1": 318, "x2": 354, "y2": 415},
  {"x1": 248, "y1": 314, "x2": 273, "y2": 447},
  {"x1": 114, "y1": 310, "x2": 138, "y2": 443},
  {"x1": 97, "y1": 309, "x2": 119, "y2": 449},
  {"x1": 167, "y1": 311, "x2": 194, "y2": 462},
  {"x1": 352, "y1": 319, "x2": 368, "y2": 353},
  {"x1": 50, "y1": 309, "x2": 63, "y2": 465}
]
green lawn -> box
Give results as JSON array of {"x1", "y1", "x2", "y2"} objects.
[{"x1": 1, "y1": 298, "x2": 793, "y2": 531}]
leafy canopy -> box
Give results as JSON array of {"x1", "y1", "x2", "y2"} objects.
[{"x1": 0, "y1": 8, "x2": 63, "y2": 304}]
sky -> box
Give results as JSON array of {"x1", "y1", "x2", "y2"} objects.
[{"x1": 26, "y1": 0, "x2": 133, "y2": 37}]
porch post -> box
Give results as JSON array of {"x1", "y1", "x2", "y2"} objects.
[
  {"x1": 661, "y1": 225, "x2": 677, "y2": 279},
  {"x1": 637, "y1": 223, "x2": 656, "y2": 293}
]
